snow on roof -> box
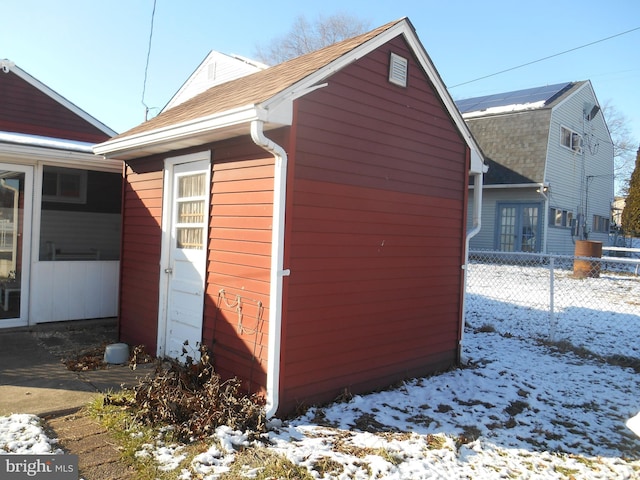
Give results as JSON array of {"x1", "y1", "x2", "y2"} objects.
[
  {"x1": 461, "y1": 99, "x2": 547, "y2": 118},
  {"x1": 455, "y1": 82, "x2": 575, "y2": 116},
  {"x1": 0, "y1": 131, "x2": 95, "y2": 153}
]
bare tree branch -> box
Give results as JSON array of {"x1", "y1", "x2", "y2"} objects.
[
  {"x1": 602, "y1": 101, "x2": 637, "y2": 195},
  {"x1": 254, "y1": 13, "x2": 371, "y2": 65}
]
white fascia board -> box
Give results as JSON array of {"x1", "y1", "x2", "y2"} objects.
[
  {"x1": 0, "y1": 142, "x2": 122, "y2": 172},
  {"x1": 262, "y1": 23, "x2": 412, "y2": 112},
  {"x1": 94, "y1": 104, "x2": 273, "y2": 158}
]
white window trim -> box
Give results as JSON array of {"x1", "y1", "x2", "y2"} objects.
[
  {"x1": 560, "y1": 126, "x2": 582, "y2": 154},
  {"x1": 550, "y1": 207, "x2": 573, "y2": 228},
  {"x1": 41, "y1": 166, "x2": 87, "y2": 204}
]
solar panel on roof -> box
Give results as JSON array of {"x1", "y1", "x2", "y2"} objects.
[{"x1": 455, "y1": 82, "x2": 572, "y2": 114}]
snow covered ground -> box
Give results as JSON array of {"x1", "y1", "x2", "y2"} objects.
[
  {"x1": 466, "y1": 258, "x2": 640, "y2": 359},
  {"x1": 1, "y1": 263, "x2": 639, "y2": 479}
]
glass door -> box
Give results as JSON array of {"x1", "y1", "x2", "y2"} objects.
[
  {"x1": 0, "y1": 166, "x2": 32, "y2": 325},
  {"x1": 496, "y1": 203, "x2": 541, "y2": 253}
]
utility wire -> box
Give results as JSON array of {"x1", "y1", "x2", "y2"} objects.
[
  {"x1": 450, "y1": 26, "x2": 640, "y2": 88},
  {"x1": 141, "y1": 0, "x2": 158, "y2": 121}
]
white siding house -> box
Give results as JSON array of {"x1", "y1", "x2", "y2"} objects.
[
  {"x1": 163, "y1": 51, "x2": 267, "y2": 111},
  {"x1": 460, "y1": 81, "x2": 614, "y2": 255}
]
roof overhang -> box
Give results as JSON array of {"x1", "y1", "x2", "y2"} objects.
[
  {"x1": 94, "y1": 103, "x2": 293, "y2": 161},
  {"x1": 94, "y1": 18, "x2": 486, "y2": 174},
  {"x1": 0, "y1": 133, "x2": 122, "y2": 172}
]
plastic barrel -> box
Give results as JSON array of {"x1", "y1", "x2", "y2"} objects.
[{"x1": 573, "y1": 240, "x2": 602, "y2": 278}]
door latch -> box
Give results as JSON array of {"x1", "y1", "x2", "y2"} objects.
[{"x1": 164, "y1": 268, "x2": 173, "y2": 274}]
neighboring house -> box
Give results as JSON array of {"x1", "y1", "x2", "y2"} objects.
[
  {"x1": 612, "y1": 196, "x2": 625, "y2": 228},
  {"x1": 458, "y1": 81, "x2": 614, "y2": 255},
  {"x1": 94, "y1": 18, "x2": 485, "y2": 417},
  {"x1": 0, "y1": 59, "x2": 122, "y2": 329},
  {"x1": 163, "y1": 51, "x2": 267, "y2": 111}
]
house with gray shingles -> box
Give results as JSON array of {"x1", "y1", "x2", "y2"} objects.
[{"x1": 457, "y1": 81, "x2": 614, "y2": 255}]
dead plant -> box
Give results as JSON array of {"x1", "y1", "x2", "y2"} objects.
[{"x1": 105, "y1": 343, "x2": 266, "y2": 442}]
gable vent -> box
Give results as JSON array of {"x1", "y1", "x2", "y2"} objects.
[{"x1": 389, "y1": 53, "x2": 408, "y2": 87}]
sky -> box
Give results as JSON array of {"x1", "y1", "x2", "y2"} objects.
[
  {"x1": 2, "y1": 257, "x2": 639, "y2": 477},
  {"x1": 2, "y1": 1, "x2": 639, "y2": 153}
]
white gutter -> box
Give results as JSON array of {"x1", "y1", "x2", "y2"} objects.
[
  {"x1": 473, "y1": 183, "x2": 539, "y2": 190},
  {"x1": 0, "y1": 131, "x2": 94, "y2": 153},
  {"x1": 250, "y1": 118, "x2": 289, "y2": 418},
  {"x1": 0, "y1": 140, "x2": 122, "y2": 172},
  {"x1": 94, "y1": 104, "x2": 263, "y2": 158},
  {"x1": 460, "y1": 170, "x2": 484, "y2": 364}
]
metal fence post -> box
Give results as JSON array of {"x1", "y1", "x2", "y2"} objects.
[{"x1": 549, "y1": 256, "x2": 555, "y2": 341}]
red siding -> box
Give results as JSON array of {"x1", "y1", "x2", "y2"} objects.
[
  {"x1": 119, "y1": 158, "x2": 164, "y2": 351},
  {"x1": 119, "y1": 137, "x2": 277, "y2": 395},
  {"x1": 279, "y1": 36, "x2": 468, "y2": 412},
  {"x1": 0, "y1": 70, "x2": 110, "y2": 142},
  {"x1": 203, "y1": 137, "x2": 277, "y2": 394}
]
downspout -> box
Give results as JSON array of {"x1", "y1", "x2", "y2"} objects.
[
  {"x1": 537, "y1": 183, "x2": 550, "y2": 253},
  {"x1": 250, "y1": 119, "x2": 289, "y2": 419},
  {"x1": 459, "y1": 170, "x2": 483, "y2": 364}
]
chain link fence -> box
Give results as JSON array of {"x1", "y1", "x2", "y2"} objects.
[{"x1": 465, "y1": 249, "x2": 640, "y2": 361}]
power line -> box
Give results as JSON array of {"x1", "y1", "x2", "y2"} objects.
[
  {"x1": 450, "y1": 26, "x2": 640, "y2": 89},
  {"x1": 141, "y1": 0, "x2": 157, "y2": 121}
]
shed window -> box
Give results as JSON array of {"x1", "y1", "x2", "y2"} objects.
[{"x1": 389, "y1": 52, "x2": 408, "y2": 87}]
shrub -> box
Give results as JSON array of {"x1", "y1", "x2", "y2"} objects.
[{"x1": 105, "y1": 343, "x2": 266, "y2": 442}]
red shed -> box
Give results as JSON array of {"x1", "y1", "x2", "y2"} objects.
[{"x1": 95, "y1": 18, "x2": 485, "y2": 417}]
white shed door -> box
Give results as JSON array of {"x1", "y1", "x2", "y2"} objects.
[{"x1": 161, "y1": 157, "x2": 210, "y2": 361}]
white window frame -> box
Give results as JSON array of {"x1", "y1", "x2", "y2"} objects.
[
  {"x1": 550, "y1": 207, "x2": 573, "y2": 228},
  {"x1": 41, "y1": 166, "x2": 87, "y2": 204},
  {"x1": 560, "y1": 126, "x2": 582, "y2": 154}
]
